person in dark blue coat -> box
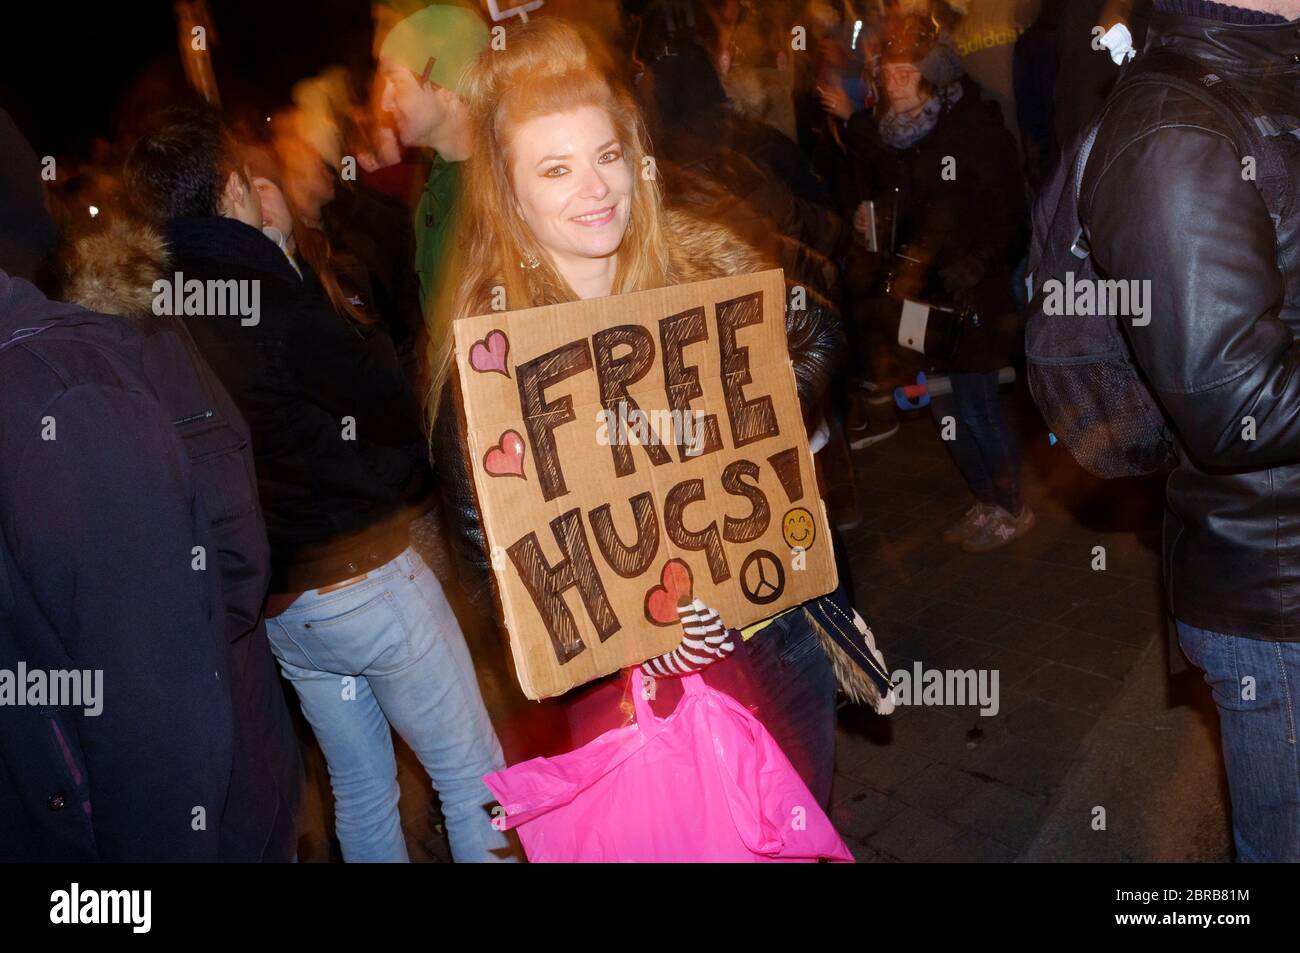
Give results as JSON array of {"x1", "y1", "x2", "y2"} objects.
[{"x1": 0, "y1": 118, "x2": 300, "y2": 859}]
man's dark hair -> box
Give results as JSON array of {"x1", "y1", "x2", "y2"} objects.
[{"x1": 124, "y1": 107, "x2": 246, "y2": 222}]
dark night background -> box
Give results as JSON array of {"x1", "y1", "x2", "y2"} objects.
[{"x1": 0, "y1": 0, "x2": 384, "y2": 162}]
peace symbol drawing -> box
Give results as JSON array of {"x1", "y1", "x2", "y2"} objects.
[{"x1": 739, "y1": 549, "x2": 786, "y2": 606}]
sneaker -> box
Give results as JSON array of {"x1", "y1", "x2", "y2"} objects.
[
  {"x1": 848, "y1": 417, "x2": 900, "y2": 449},
  {"x1": 942, "y1": 502, "x2": 995, "y2": 544},
  {"x1": 857, "y1": 379, "x2": 895, "y2": 406},
  {"x1": 961, "y1": 504, "x2": 1036, "y2": 553},
  {"x1": 847, "y1": 397, "x2": 901, "y2": 449}
]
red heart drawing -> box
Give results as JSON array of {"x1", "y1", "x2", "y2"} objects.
[
  {"x1": 644, "y1": 558, "x2": 694, "y2": 626},
  {"x1": 469, "y1": 330, "x2": 510, "y2": 377},
  {"x1": 483, "y1": 430, "x2": 526, "y2": 479}
]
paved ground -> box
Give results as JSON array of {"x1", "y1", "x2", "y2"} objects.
[
  {"x1": 825, "y1": 389, "x2": 1230, "y2": 862},
  {"x1": 293, "y1": 385, "x2": 1234, "y2": 863}
]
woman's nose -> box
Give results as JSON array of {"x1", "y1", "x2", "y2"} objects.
[
  {"x1": 578, "y1": 165, "x2": 610, "y2": 200},
  {"x1": 380, "y1": 81, "x2": 395, "y2": 113}
]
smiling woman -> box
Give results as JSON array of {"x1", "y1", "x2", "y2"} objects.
[{"x1": 427, "y1": 16, "x2": 892, "y2": 810}]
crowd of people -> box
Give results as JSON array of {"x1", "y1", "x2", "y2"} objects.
[{"x1": 1, "y1": 0, "x2": 1297, "y2": 863}]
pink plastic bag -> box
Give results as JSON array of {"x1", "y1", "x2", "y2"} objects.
[{"x1": 484, "y1": 672, "x2": 853, "y2": 863}]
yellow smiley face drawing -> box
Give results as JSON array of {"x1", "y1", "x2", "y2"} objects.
[{"x1": 782, "y1": 507, "x2": 816, "y2": 550}]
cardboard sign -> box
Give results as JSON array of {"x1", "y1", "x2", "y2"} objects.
[{"x1": 453, "y1": 269, "x2": 837, "y2": 699}]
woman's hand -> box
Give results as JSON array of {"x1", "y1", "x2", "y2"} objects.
[
  {"x1": 817, "y1": 82, "x2": 854, "y2": 121},
  {"x1": 641, "y1": 600, "x2": 736, "y2": 678}
]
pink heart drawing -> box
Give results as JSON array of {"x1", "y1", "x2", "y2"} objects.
[
  {"x1": 644, "y1": 558, "x2": 694, "y2": 626},
  {"x1": 469, "y1": 330, "x2": 510, "y2": 377},
  {"x1": 483, "y1": 429, "x2": 526, "y2": 479}
]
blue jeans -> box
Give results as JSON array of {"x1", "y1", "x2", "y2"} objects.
[
  {"x1": 930, "y1": 370, "x2": 1023, "y2": 513},
  {"x1": 1177, "y1": 621, "x2": 1300, "y2": 862},
  {"x1": 265, "y1": 548, "x2": 514, "y2": 863},
  {"x1": 741, "y1": 606, "x2": 839, "y2": 809}
]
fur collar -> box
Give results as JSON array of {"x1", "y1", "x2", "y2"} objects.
[
  {"x1": 663, "y1": 208, "x2": 769, "y2": 284},
  {"x1": 59, "y1": 217, "x2": 169, "y2": 322}
]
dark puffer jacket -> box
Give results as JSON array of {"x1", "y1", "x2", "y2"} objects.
[
  {"x1": 433, "y1": 210, "x2": 844, "y2": 609},
  {"x1": 0, "y1": 262, "x2": 300, "y2": 861},
  {"x1": 1081, "y1": 8, "x2": 1300, "y2": 641}
]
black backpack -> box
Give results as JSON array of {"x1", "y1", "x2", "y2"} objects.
[{"x1": 1025, "y1": 48, "x2": 1292, "y2": 478}]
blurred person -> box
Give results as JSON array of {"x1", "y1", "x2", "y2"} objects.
[
  {"x1": 276, "y1": 125, "x2": 338, "y2": 232},
  {"x1": 353, "y1": 79, "x2": 427, "y2": 204},
  {"x1": 1013, "y1": 0, "x2": 1063, "y2": 194},
  {"x1": 430, "y1": 17, "x2": 893, "y2": 809},
  {"x1": 845, "y1": 13, "x2": 1032, "y2": 550},
  {"x1": 376, "y1": 3, "x2": 490, "y2": 325},
  {"x1": 634, "y1": 1, "x2": 850, "y2": 318},
  {"x1": 244, "y1": 145, "x2": 372, "y2": 327},
  {"x1": 124, "y1": 108, "x2": 514, "y2": 863},
  {"x1": 0, "y1": 147, "x2": 299, "y2": 859},
  {"x1": 934, "y1": 0, "x2": 1039, "y2": 148},
  {"x1": 1077, "y1": 0, "x2": 1299, "y2": 860},
  {"x1": 274, "y1": 115, "x2": 427, "y2": 391},
  {"x1": 799, "y1": 0, "x2": 877, "y2": 210},
  {"x1": 721, "y1": 0, "x2": 800, "y2": 141}
]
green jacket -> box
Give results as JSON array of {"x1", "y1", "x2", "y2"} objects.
[{"x1": 415, "y1": 155, "x2": 462, "y2": 324}]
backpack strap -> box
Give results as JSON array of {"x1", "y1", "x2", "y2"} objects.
[
  {"x1": 1068, "y1": 124, "x2": 1105, "y2": 260},
  {"x1": 1037, "y1": 94, "x2": 1125, "y2": 277}
]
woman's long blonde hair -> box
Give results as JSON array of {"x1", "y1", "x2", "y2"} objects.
[{"x1": 427, "y1": 16, "x2": 674, "y2": 421}]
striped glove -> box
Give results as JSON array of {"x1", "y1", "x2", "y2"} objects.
[{"x1": 641, "y1": 600, "x2": 737, "y2": 678}]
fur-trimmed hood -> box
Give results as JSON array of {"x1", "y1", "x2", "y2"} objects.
[
  {"x1": 58, "y1": 217, "x2": 169, "y2": 322},
  {"x1": 663, "y1": 207, "x2": 769, "y2": 284}
]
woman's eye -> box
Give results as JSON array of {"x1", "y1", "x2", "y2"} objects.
[
  {"x1": 599, "y1": 150, "x2": 622, "y2": 163},
  {"x1": 543, "y1": 166, "x2": 568, "y2": 178}
]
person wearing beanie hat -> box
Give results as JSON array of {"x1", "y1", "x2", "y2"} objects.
[
  {"x1": 876, "y1": 13, "x2": 965, "y2": 149},
  {"x1": 377, "y1": 4, "x2": 490, "y2": 323},
  {"x1": 845, "y1": 11, "x2": 1033, "y2": 551}
]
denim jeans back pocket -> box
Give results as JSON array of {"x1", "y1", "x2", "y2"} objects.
[
  {"x1": 273, "y1": 588, "x2": 403, "y2": 676},
  {"x1": 1177, "y1": 622, "x2": 1242, "y2": 711}
]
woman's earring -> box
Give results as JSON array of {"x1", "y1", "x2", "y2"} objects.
[{"x1": 519, "y1": 249, "x2": 541, "y2": 270}]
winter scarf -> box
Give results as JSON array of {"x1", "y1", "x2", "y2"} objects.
[{"x1": 879, "y1": 80, "x2": 964, "y2": 149}]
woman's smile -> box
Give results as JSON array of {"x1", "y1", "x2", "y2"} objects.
[{"x1": 571, "y1": 206, "x2": 616, "y2": 227}]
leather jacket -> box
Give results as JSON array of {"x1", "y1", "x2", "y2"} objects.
[{"x1": 1081, "y1": 10, "x2": 1300, "y2": 640}]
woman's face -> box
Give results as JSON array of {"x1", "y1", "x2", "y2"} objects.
[
  {"x1": 279, "y1": 140, "x2": 335, "y2": 222},
  {"x1": 881, "y1": 62, "x2": 926, "y2": 113},
  {"x1": 252, "y1": 176, "x2": 294, "y2": 239},
  {"x1": 508, "y1": 105, "x2": 634, "y2": 270}
]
